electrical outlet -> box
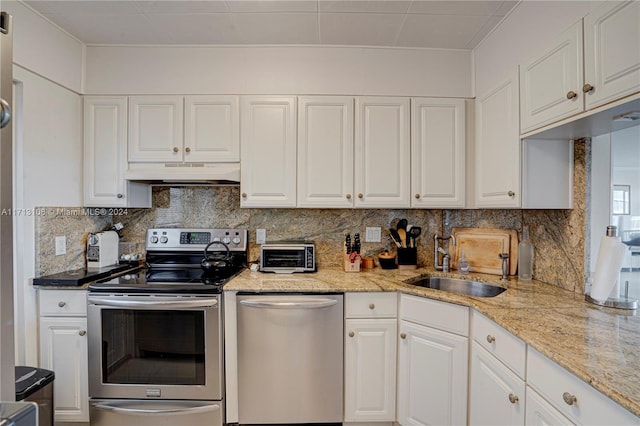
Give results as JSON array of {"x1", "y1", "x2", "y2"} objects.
[
  {"x1": 365, "y1": 227, "x2": 381, "y2": 242},
  {"x1": 256, "y1": 229, "x2": 266, "y2": 245},
  {"x1": 55, "y1": 236, "x2": 66, "y2": 255}
]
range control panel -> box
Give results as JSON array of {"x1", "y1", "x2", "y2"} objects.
[{"x1": 146, "y1": 228, "x2": 248, "y2": 252}]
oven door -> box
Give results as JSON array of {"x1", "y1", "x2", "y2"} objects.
[{"x1": 87, "y1": 294, "x2": 221, "y2": 400}]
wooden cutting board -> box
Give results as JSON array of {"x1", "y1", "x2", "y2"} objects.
[{"x1": 450, "y1": 228, "x2": 518, "y2": 276}]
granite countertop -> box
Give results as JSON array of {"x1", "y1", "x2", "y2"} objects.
[{"x1": 226, "y1": 266, "x2": 640, "y2": 417}]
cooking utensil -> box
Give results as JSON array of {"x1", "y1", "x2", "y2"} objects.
[
  {"x1": 397, "y1": 228, "x2": 407, "y2": 248},
  {"x1": 408, "y1": 226, "x2": 422, "y2": 248},
  {"x1": 397, "y1": 218, "x2": 408, "y2": 231},
  {"x1": 389, "y1": 229, "x2": 402, "y2": 248}
]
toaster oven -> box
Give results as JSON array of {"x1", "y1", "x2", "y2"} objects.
[{"x1": 260, "y1": 241, "x2": 316, "y2": 273}]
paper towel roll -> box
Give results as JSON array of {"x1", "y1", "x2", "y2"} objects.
[{"x1": 590, "y1": 235, "x2": 628, "y2": 302}]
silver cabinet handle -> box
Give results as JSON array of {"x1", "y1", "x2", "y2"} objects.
[
  {"x1": 346, "y1": 194, "x2": 352, "y2": 200},
  {"x1": 91, "y1": 401, "x2": 220, "y2": 415},
  {"x1": 185, "y1": 147, "x2": 191, "y2": 153},
  {"x1": 508, "y1": 191, "x2": 515, "y2": 197},
  {"x1": 348, "y1": 331, "x2": 355, "y2": 338},
  {"x1": 0, "y1": 98, "x2": 11, "y2": 129},
  {"x1": 486, "y1": 335, "x2": 496, "y2": 343},
  {"x1": 508, "y1": 393, "x2": 519, "y2": 404},
  {"x1": 400, "y1": 333, "x2": 407, "y2": 339},
  {"x1": 173, "y1": 147, "x2": 179, "y2": 153},
  {"x1": 79, "y1": 330, "x2": 86, "y2": 336},
  {"x1": 116, "y1": 193, "x2": 123, "y2": 199},
  {"x1": 239, "y1": 299, "x2": 338, "y2": 309},
  {"x1": 563, "y1": 392, "x2": 577, "y2": 406},
  {"x1": 58, "y1": 301, "x2": 66, "y2": 307},
  {"x1": 358, "y1": 193, "x2": 364, "y2": 199},
  {"x1": 368, "y1": 303, "x2": 375, "y2": 310},
  {"x1": 241, "y1": 192, "x2": 247, "y2": 198}
]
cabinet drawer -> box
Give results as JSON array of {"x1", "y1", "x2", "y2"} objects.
[
  {"x1": 527, "y1": 346, "x2": 639, "y2": 425},
  {"x1": 399, "y1": 294, "x2": 468, "y2": 336},
  {"x1": 345, "y1": 293, "x2": 397, "y2": 318},
  {"x1": 39, "y1": 290, "x2": 87, "y2": 316},
  {"x1": 472, "y1": 310, "x2": 526, "y2": 379}
]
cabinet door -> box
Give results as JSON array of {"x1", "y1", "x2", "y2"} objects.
[
  {"x1": 469, "y1": 342, "x2": 525, "y2": 426},
  {"x1": 411, "y1": 98, "x2": 465, "y2": 208},
  {"x1": 297, "y1": 96, "x2": 354, "y2": 208},
  {"x1": 584, "y1": 1, "x2": 640, "y2": 110},
  {"x1": 184, "y1": 95, "x2": 239, "y2": 162},
  {"x1": 526, "y1": 385, "x2": 575, "y2": 426},
  {"x1": 355, "y1": 97, "x2": 410, "y2": 208},
  {"x1": 128, "y1": 96, "x2": 184, "y2": 162},
  {"x1": 240, "y1": 96, "x2": 297, "y2": 207},
  {"x1": 344, "y1": 319, "x2": 396, "y2": 422},
  {"x1": 475, "y1": 72, "x2": 521, "y2": 208},
  {"x1": 83, "y1": 97, "x2": 151, "y2": 208},
  {"x1": 397, "y1": 321, "x2": 468, "y2": 426},
  {"x1": 520, "y1": 21, "x2": 584, "y2": 133},
  {"x1": 39, "y1": 316, "x2": 89, "y2": 422}
]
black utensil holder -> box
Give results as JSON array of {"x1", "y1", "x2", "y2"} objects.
[{"x1": 397, "y1": 247, "x2": 417, "y2": 266}]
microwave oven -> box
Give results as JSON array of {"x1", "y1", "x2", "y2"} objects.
[{"x1": 260, "y1": 241, "x2": 316, "y2": 273}]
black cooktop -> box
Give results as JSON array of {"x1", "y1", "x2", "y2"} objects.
[{"x1": 33, "y1": 264, "x2": 136, "y2": 287}]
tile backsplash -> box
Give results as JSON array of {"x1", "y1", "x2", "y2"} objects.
[{"x1": 35, "y1": 141, "x2": 589, "y2": 293}]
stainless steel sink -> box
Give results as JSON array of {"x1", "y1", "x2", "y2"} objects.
[{"x1": 404, "y1": 276, "x2": 506, "y2": 298}]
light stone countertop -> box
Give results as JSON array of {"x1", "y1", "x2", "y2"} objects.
[{"x1": 226, "y1": 266, "x2": 640, "y2": 417}]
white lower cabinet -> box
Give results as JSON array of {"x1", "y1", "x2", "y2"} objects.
[
  {"x1": 38, "y1": 290, "x2": 89, "y2": 423},
  {"x1": 526, "y1": 385, "x2": 574, "y2": 425},
  {"x1": 344, "y1": 293, "x2": 397, "y2": 423},
  {"x1": 397, "y1": 295, "x2": 468, "y2": 426}
]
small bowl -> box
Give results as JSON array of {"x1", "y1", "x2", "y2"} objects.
[{"x1": 378, "y1": 252, "x2": 397, "y2": 269}]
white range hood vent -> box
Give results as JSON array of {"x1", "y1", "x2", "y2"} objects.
[{"x1": 125, "y1": 163, "x2": 240, "y2": 186}]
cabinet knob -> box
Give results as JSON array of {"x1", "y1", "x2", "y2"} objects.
[
  {"x1": 116, "y1": 193, "x2": 123, "y2": 199},
  {"x1": 415, "y1": 194, "x2": 421, "y2": 199},
  {"x1": 358, "y1": 193, "x2": 364, "y2": 199},
  {"x1": 508, "y1": 191, "x2": 515, "y2": 198},
  {"x1": 348, "y1": 331, "x2": 355, "y2": 338},
  {"x1": 400, "y1": 333, "x2": 407, "y2": 339},
  {"x1": 566, "y1": 90, "x2": 578, "y2": 100},
  {"x1": 346, "y1": 194, "x2": 352, "y2": 200},
  {"x1": 58, "y1": 301, "x2": 66, "y2": 307},
  {"x1": 582, "y1": 83, "x2": 594, "y2": 94},
  {"x1": 486, "y1": 335, "x2": 496, "y2": 344},
  {"x1": 241, "y1": 193, "x2": 247, "y2": 198},
  {"x1": 79, "y1": 330, "x2": 86, "y2": 337},
  {"x1": 185, "y1": 147, "x2": 191, "y2": 153},
  {"x1": 562, "y1": 392, "x2": 577, "y2": 406},
  {"x1": 368, "y1": 303, "x2": 375, "y2": 310},
  {"x1": 173, "y1": 147, "x2": 179, "y2": 153},
  {"x1": 508, "y1": 393, "x2": 519, "y2": 404}
]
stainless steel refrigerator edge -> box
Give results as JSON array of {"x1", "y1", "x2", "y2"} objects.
[
  {"x1": 0, "y1": 10, "x2": 14, "y2": 402},
  {"x1": 236, "y1": 294, "x2": 343, "y2": 424}
]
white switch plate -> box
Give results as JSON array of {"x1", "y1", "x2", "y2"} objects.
[
  {"x1": 55, "y1": 236, "x2": 66, "y2": 255},
  {"x1": 256, "y1": 229, "x2": 266, "y2": 245},
  {"x1": 365, "y1": 227, "x2": 381, "y2": 242}
]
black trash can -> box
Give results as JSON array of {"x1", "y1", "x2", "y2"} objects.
[{"x1": 15, "y1": 366, "x2": 55, "y2": 426}]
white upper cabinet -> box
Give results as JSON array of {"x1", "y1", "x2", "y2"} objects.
[
  {"x1": 83, "y1": 96, "x2": 151, "y2": 208},
  {"x1": 475, "y1": 71, "x2": 521, "y2": 208},
  {"x1": 297, "y1": 96, "x2": 354, "y2": 208},
  {"x1": 240, "y1": 96, "x2": 297, "y2": 208},
  {"x1": 411, "y1": 98, "x2": 466, "y2": 208},
  {"x1": 355, "y1": 97, "x2": 410, "y2": 208},
  {"x1": 128, "y1": 96, "x2": 184, "y2": 162},
  {"x1": 520, "y1": 21, "x2": 584, "y2": 133},
  {"x1": 584, "y1": 1, "x2": 640, "y2": 110},
  {"x1": 184, "y1": 95, "x2": 239, "y2": 162}
]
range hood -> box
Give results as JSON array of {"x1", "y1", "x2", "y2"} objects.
[{"x1": 125, "y1": 163, "x2": 240, "y2": 185}]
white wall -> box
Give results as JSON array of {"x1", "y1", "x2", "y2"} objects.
[
  {"x1": 85, "y1": 45, "x2": 473, "y2": 97},
  {"x1": 474, "y1": 1, "x2": 596, "y2": 97},
  {"x1": 4, "y1": 0, "x2": 84, "y2": 93},
  {"x1": 13, "y1": 65, "x2": 82, "y2": 366}
]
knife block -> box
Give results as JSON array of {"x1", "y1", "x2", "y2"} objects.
[{"x1": 343, "y1": 250, "x2": 361, "y2": 273}]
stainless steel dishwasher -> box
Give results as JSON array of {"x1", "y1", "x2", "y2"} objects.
[{"x1": 236, "y1": 293, "x2": 343, "y2": 424}]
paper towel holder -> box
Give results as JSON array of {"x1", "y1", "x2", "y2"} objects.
[{"x1": 586, "y1": 226, "x2": 638, "y2": 310}]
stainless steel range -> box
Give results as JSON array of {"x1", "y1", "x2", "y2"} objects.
[{"x1": 87, "y1": 228, "x2": 247, "y2": 426}]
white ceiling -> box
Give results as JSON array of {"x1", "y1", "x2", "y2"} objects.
[{"x1": 23, "y1": 0, "x2": 518, "y2": 49}]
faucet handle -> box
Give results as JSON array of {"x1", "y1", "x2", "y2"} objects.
[
  {"x1": 499, "y1": 253, "x2": 509, "y2": 281},
  {"x1": 498, "y1": 253, "x2": 509, "y2": 260}
]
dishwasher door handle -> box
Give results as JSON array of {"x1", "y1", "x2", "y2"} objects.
[{"x1": 239, "y1": 298, "x2": 338, "y2": 309}]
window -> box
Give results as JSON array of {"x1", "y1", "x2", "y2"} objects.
[{"x1": 613, "y1": 185, "x2": 631, "y2": 215}]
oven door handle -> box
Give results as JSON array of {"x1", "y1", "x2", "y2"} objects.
[
  {"x1": 239, "y1": 298, "x2": 338, "y2": 309},
  {"x1": 91, "y1": 400, "x2": 220, "y2": 416},
  {"x1": 87, "y1": 296, "x2": 217, "y2": 309}
]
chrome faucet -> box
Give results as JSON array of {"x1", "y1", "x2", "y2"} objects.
[
  {"x1": 434, "y1": 234, "x2": 456, "y2": 271},
  {"x1": 499, "y1": 253, "x2": 509, "y2": 281}
]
